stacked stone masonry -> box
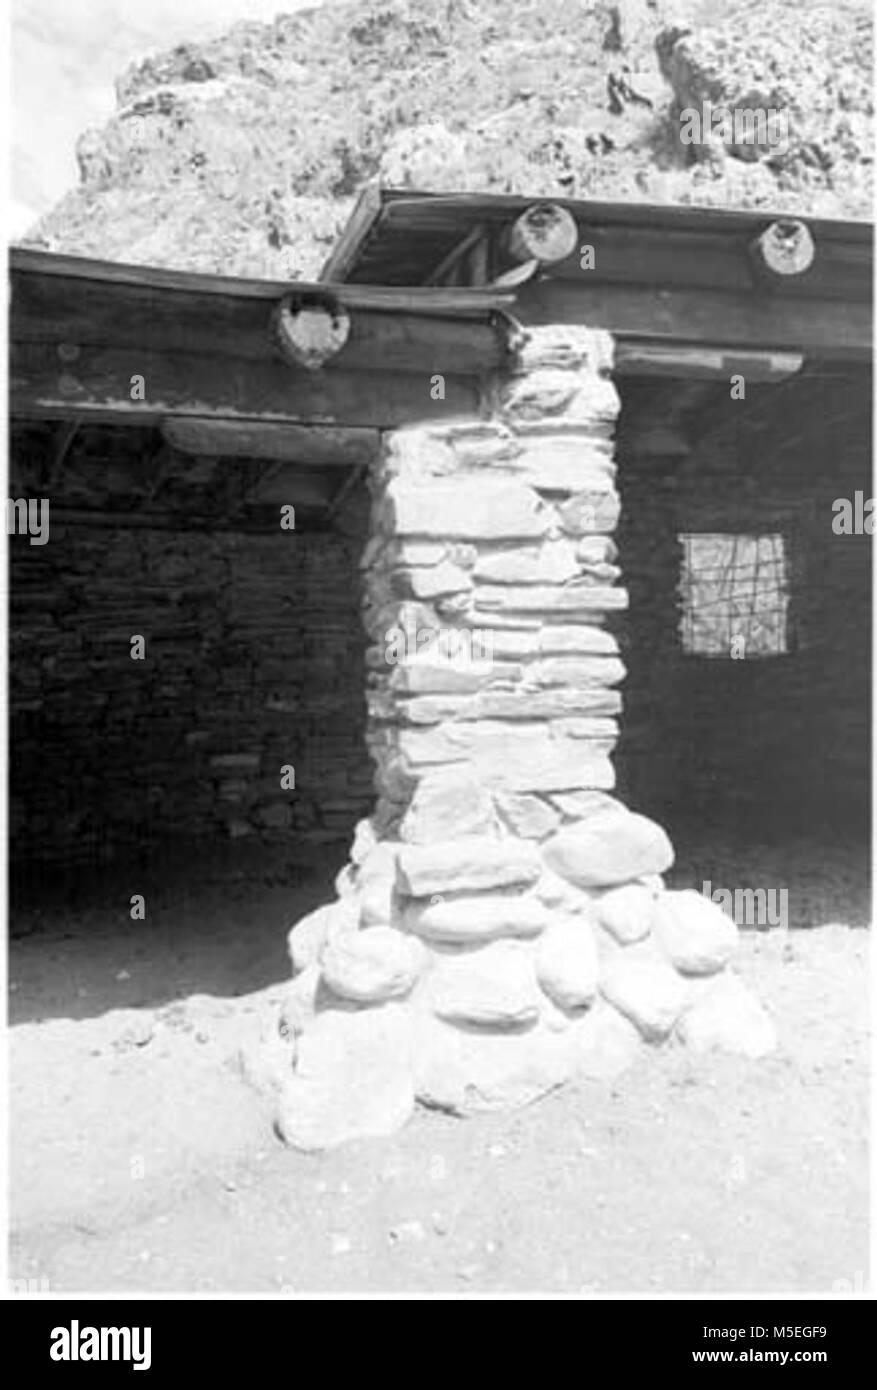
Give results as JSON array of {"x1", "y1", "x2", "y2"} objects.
[
  {"x1": 614, "y1": 372, "x2": 872, "y2": 832},
  {"x1": 9, "y1": 501, "x2": 372, "y2": 866},
  {"x1": 258, "y1": 325, "x2": 778, "y2": 1151}
]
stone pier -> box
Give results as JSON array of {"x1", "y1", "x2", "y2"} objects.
[{"x1": 258, "y1": 325, "x2": 777, "y2": 1150}]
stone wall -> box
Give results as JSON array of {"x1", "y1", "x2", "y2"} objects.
[
  {"x1": 9, "y1": 496, "x2": 372, "y2": 868},
  {"x1": 614, "y1": 370, "x2": 872, "y2": 838}
]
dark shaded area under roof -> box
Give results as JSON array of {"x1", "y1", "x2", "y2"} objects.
[{"x1": 321, "y1": 186, "x2": 873, "y2": 293}]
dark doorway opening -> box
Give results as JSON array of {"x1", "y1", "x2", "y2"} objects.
[{"x1": 8, "y1": 420, "x2": 373, "y2": 1016}]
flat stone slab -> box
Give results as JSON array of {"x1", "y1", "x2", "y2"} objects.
[
  {"x1": 504, "y1": 434, "x2": 617, "y2": 492},
  {"x1": 525, "y1": 656, "x2": 626, "y2": 687},
  {"x1": 396, "y1": 837, "x2": 542, "y2": 897},
  {"x1": 475, "y1": 582, "x2": 627, "y2": 615},
  {"x1": 472, "y1": 538, "x2": 583, "y2": 586},
  {"x1": 500, "y1": 368, "x2": 619, "y2": 427},
  {"x1": 493, "y1": 791, "x2": 560, "y2": 841},
  {"x1": 396, "y1": 722, "x2": 616, "y2": 793},
  {"x1": 399, "y1": 772, "x2": 499, "y2": 843},
  {"x1": 388, "y1": 654, "x2": 497, "y2": 695},
  {"x1": 385, "y1": 479, "x2": 550, "y2": 540},
  {"x1": 486, "y1": 625, "x2": 620, "y2": 659},
  {"x1": 404, "y1": 891, "x2": 549, "y2": 944}
]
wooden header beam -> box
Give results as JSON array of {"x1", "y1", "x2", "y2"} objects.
[
  {"x1": 10, "y1": 342, "x2": 483, "y2": 428},
  {"x1": 9, "y1": 249, "x2": 511, "y2": 427},
  {"x1": 614, "y1": 343, "x2": 804, "y2": 382},
  {"x1": 518, "y1": 280, "x2": 872, "y2": 361},
  {"x1": 162, "y1": 418, "x2": 379, "y2": 465}
]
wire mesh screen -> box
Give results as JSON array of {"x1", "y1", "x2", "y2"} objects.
[{"x1": 679, "y1": 532, "x2": 790, "y2": 657}]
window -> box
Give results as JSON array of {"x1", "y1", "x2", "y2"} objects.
[{"x1": 679, "y1": 532, "x2": 790, "y2": 657}]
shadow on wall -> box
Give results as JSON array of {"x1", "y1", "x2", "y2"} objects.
[{"x1": 612, "y1": 368, "x2": 872, "y2": 869}]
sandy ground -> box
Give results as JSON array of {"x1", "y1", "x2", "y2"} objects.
[{"x1": 7, "y1": 836, "x2": 871, "y2": 1295}]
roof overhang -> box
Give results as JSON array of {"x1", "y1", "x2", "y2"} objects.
[
  {"x1": 9, "y1": 247, "x2": 511, "y2": 430},
  {"x1": 322, "y1": 187, "x2": 873, "y2": 362}
]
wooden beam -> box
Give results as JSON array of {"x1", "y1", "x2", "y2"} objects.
[
  {"x1": 10, "y1": 248, "x2": 514, "y2": 313},
  {"x1": 376, "y1": 190, "x2": 872, "y2": 251},
  {"x1": 29, "y1": 507, "x2": 332, "y2": 531},
  {"x1": 346, "y1": 192, "x2": 871, "y2": 305},
  {"x1": 467, "y1": 232, "x2": 491, "y2": 287},
  {"x1": 339, "y1": 284, "x2": 515, "y2": 316},
  {"x1": 162, "y1": 418, "x2": 378, "y2": 465},
  {"x1": 425, "y1": 225, "x2": 488, "y2": 286},
  {"x1": 539, "y1": 224, "x2": 867, "y2": 300},
  {"x1": 10, "y1": 342, "x2": 482, "y2": 427},
  {"x1": 615, "y1": 343, "x2": 804, "y2": 382},
  {"x1": 320, "y1": 182, "x2": 385, "y2": 282},
  {"x1": 11, "y1": 273, "x2": 507, "y2": 374},
  {"x1": 519, "y1": 281, "x2": 872, "y2": 359}
]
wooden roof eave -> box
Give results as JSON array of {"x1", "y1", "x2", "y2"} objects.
[
  {"x1": 8, "y1": 247, "x2": 515, "y2": 430},
  {"x1": 321, "y1": 187, "x2": 873, "y2": 362}
]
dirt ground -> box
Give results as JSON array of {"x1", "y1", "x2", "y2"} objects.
[{"x1": 7, "y1": 833, "x2": 871, "y2": 1295}]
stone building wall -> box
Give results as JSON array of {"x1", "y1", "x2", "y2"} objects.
[
  {"x1": 8, "y1": 495, "x2": 372, "y2": 867},
  {"x1": 614, "y1": 371, "x2": 872, "y2": 837}
]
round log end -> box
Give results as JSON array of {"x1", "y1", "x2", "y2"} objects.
[
  {"x1": 272, "y1": 293, "x2": 351, "y2": 370},
  {"x1": 507, "y1": 203, "x2": 579, "y2": 265},
  {"x1": 755, "y1": 219, "x2": 816, "y2": 277}
]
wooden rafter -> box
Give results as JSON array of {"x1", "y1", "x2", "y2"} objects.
[
  {"x1": 614, "y1": 343, "x2": 803, "y2": 381},
  {"x1": 162, "y1": 419, "x2": 378, "y2": 466},
  {"x1": 425, "y1": 224, "x2": 488, "y2": 286}
]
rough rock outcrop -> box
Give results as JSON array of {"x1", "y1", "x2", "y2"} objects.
[{"x1": 22, "y1": 0, "x2": 873, "y2": 274}]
